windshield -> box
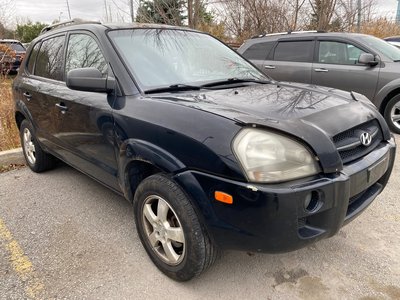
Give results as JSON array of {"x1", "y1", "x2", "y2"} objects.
[
  {"x1": 359, "y1": 35, "x2": 400, "y2": 61},
  {"x1": 108, "y1": 29, "x2": 267, "y2": 90}
]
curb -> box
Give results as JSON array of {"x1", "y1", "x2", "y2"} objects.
[{"x1": 0, "y1": 148, "x2": 25, "y2": 166}]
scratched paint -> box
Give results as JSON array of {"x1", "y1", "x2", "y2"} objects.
[{"x1": 0, "y1": 218, "x2": 44, "y2": 299}]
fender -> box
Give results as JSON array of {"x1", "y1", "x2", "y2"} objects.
[
  {"x1": 15, "y1": 99, "x2": 34, "y2": 128},
  {"x1": 374, "y1": 78, "x2": 400, "y2": 112},
  {"x1": 117, "y1": 138, "x2": 186, "y2": 201}
]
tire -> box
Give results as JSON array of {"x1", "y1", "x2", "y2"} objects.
[
  {"x1": 384, "y1": 94, "x2": 400, "y2": 134},
  {"x1": 133, "y1": 174, "x2": 218, "y2": 281},
  {"x1": 20, "y1": 120, "x2": 57, "y2": 172}
]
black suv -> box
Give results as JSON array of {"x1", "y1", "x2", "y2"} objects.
[
  {"x1": 13, "y1": 21, "x2": 395, "y2": 281},
  {"x1": 238, "y1": 31, "x2": 400, "y2": 133}
]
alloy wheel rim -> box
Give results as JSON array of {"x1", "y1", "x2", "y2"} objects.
[
  {"x1": 23, "y1": 128, "x2": 36, "y2": 165},
  {"x1": 390, "y1": 102, "x2": 400, "y2": 130},
  {"x1": 142, "y1": 195, "x2": 185, "y2": 265}
]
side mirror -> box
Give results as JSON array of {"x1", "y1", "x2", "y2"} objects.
[
  {"x1": 66, "y1": 67, "x2": 115, "y2": 93},
  {"x1": 358, "y1": 53, "x2": 378, "y2": 66}
]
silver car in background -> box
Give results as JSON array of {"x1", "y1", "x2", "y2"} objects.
[{"x1": 238, "y1": 32, "x2": 400, "y2": 133}]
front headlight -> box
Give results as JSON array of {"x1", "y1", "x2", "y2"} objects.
[{"x1": 232, "y1": 128, "x2": 320, "y2": 183}]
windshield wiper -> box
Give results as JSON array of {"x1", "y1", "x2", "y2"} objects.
[
  {"x1": 144, "y1": 78, "x2": 270, "y2": 94},
  {"x1": 200, "y1": 78, "x2": 270, "y2": 88},
  {"x1": 144, "y1": 84, "x2": 201, "y2": 94}
]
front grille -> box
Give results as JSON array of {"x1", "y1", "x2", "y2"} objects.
[{"x1": 333, "y1": 119, "x2": 382, "y2": 164}]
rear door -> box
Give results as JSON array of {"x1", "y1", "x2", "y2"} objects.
[
  {"x1": 240, "y1": 41, "x2": 275, "y2": 73},
  {"x1": 312, "y1": 39, "x2": 380, "y2": 100},
  {"x1": 18, "y1": 35, "x2": 66, "y2": 151},
  {"x1": 264, "y1": 39, "x2": 314, "y2": 84}
]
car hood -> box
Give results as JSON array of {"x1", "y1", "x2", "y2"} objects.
[
  {"x1": 149, "y1": 81, "x2": 381, "y2": 133},
  {"x1": 149, "y1": 82, "x2": 390, "y2": 173}
]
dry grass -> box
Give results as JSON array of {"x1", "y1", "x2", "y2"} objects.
[
  {"x1": 360, "y1": 18, "x2": 400, "y2": 39},
  {"x1": 0, "y1": 76, "x2": 20, "y2": 151}
]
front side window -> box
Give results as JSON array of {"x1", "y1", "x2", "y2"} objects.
[
  {"x1": 34, "y1": 35, "x2": 65, "y2": 81},
  {"x1": 65, "y1": 34, "x2": 108, "y2": 76},
  {"x1": 273, "y1": 41, "x2": 313, "y2": 62},
  {"x1": 108, "y1": 29, "x2": 266, "y2": 90},
  {"x1": 318, "y1": 41, "x2": 366, "y2": 65}
]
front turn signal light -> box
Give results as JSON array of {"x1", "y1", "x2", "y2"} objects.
[{"x1": 214, "y1": 191, "x2": 233, "y2": 204}]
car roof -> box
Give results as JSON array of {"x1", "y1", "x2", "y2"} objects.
[
  {"x1": 0, "y1": 39, "x2": 22, "y2": 43},
  {"x1": 245, "y1": 31, "x2": 373, "y2": 43},
  {"x1": 38, "y1": 19, "x2": 199, "y2": 39}
]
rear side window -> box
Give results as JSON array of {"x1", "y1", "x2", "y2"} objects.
[
  {"x1": 273, "y1": 41, "x2": 314, "y2": 62},
  {"x1": 65, "y1": 34, "x2": 108, "y2": 77},
  {"x1": 242, "y1": 42, "x2": 274, "y2": 60},
  {"x1": 34, "y1": 35, "x2": 65, "y2": 81},
  {"x1": 26, "y1": 42, "x2": 41, "y2": 74}
]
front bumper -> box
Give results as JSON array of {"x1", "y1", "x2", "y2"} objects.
[{"x1": 173, "y1": 138, "x2": 396, "y2": 253}]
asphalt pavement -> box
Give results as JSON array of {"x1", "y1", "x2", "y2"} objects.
[{"x1": 1, "y1": 143, "x2": 400, "y2": 299}]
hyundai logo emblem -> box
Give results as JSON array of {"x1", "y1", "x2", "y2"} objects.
[{"x1": 360, "y1": 132, "x2": 372, "y2": 146}]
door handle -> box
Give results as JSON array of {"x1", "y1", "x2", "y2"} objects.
[
  {"x1": 23, "y1": 92, "x2": 32, "y2": 101},
  {"x1": 314, "y1": 68, "x2": 329, "y2": 73},
  {"x1": 264, "y1": 65, "x2": 276, "y2": 70},
  {"x1": 55, "y1": 103, "x2": 68, "y2": 114}
]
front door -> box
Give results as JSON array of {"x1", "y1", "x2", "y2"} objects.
[
  {"x1": 312, "y1": 40, "x2": 380, "y2": 101},
  {"x1": 57, "y1": 32, "x2": 119, "y2": 191}
]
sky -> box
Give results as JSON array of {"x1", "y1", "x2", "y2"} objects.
[
  {"x1": 14, "y1": 0, "x2": 134, "y2": 24},
  {"x1": 11, "y1": 0, "x2": 400, "y2": 25}
]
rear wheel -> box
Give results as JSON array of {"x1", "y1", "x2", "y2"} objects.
[
  {"x1": 20, "y1": 120, "x2": 57, "y2": 172},
  {"x1": 133, "y1": 174, "x2": 218, "y2": 281},
  {"x1": 384, "y1": 94, "x2": 400, "y2": 134}
]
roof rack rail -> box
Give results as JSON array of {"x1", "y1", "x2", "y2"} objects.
[
  {"x1": 251, "y1": 30, "x2": 326, "y2": 39},
  {"x1": 40, "y1": 18, "x2": 102, "y2": 35}
]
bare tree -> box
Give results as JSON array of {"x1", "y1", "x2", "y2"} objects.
[
  {"x1": 288, "y1": 0, "x2": 307, "y2": 30},
  {"x1": 187, "y1": 0, "x2": 202, "y2": 28},
  {"x1": 217, "y1": 0, "x2": 292, "y2": 42},
  {"x1": 102, "y1": 0, "x2": 137, "y2": 22},
  {"x1": 335, "y1": 0, "x2": 376, "y2": 31},
  {"x1": 0, "y1": 0, "x2": 15, "y2": 36},
  {"x1": 309, "y1": 0, "x2": 338, "y2": 30}
]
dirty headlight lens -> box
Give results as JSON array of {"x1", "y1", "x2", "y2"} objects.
[{"x1": 233, "y1": 129, "x2": 320, "y2": 183}]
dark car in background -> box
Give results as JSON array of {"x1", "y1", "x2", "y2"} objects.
[
  {"x1": 0, "y1": 39, "x2": 26, "y2": 74},
  {"x1": 384, "y1": 36, "x2": 400, "y2": 48},
  {"x1": 13, "y1": 21, "x2": 395, "y2": 281},
  {"x1": 239, "y1": 32, "x2": 400, "y2": 133}
]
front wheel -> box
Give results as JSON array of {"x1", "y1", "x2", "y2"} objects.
[
  {"x1": 384, "y1": 95, "x2": 400, "y2": 134},
  {"x1": 133, "y1": 174, "x2": 218, "y2": 281}
]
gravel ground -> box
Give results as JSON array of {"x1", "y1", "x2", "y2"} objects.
[{"x1": 0, "y1": 140, "x2": 399, "y2": 299}]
